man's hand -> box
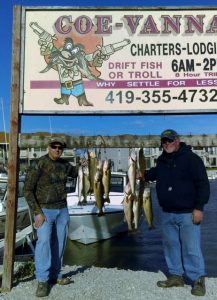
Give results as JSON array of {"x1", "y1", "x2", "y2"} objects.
[
  {"x1": 192, "y1": 209, "x2": 203, "y2": 225},
  {"x1": 34, "y1": 213, "x2": 46, "y2": 229}
]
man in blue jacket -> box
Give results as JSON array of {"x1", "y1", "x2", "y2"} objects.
[{"x1": 145, "y1": 129, "x2": 210, "y2": 297}]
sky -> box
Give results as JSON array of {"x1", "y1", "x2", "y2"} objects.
[{"x1": 1, "y1": 0, "x2": 217, "y2": 136}]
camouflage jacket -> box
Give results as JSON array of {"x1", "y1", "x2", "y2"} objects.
[{"x1": 23, "y1": 154, "x2": 77, "y2": 215}]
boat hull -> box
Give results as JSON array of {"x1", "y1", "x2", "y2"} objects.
[
  {"x1": 68, "y1": 204, "x2": 127, "y2": 244},
  {"x1": 0, "y1": 225, "x2": 34, "y2": 256},
  {"x1": 0, "y1": 175, "x2": 31, "y2": 238},
  {"x1": 0, "y1": 207, "x2": 31, "y2": 239}
]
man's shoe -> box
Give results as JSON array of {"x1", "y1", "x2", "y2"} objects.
[
  {"x1": 35, "y1": 281, "x2": 49, "y2": 297},
  {"x1": 191, "y1": 276, "x2": 206, "y2": 296},
  {"x1": 49, "y1": 277, "x2": 73, "y2": 285},
  {"x1": 57, "y1": 277, "x2": 73, "y2": 285},
  {"x1": 157, "y1": 275, "x2": 184, "y2": 288}
]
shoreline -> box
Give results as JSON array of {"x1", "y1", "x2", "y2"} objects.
[{"x1": 0, "y1": 265, "x2": 216, "y2": 299}]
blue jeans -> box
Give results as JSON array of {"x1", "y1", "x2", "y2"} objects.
[
  {"x1": 35, "y1": 207, "x2": 70, "y2": 282},
  {"x1": 161, "y1": 211, "x2": 205, "y2": 282}
]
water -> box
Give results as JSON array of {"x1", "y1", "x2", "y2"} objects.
[{"x1": 64, "y1": 180, "x2": 217, "y2": 277}]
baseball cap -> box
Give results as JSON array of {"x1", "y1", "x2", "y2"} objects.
[
  {"x1": 160, "y1": 129, "x2": 179, "y2": 140},
  {"x1": 48, "y1": 137, "x2": 67, "y2": 148}
]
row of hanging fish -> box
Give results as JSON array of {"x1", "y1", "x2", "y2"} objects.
[
  {"x1": 123, "y1": 148, "x2": 155, "y2": 231},
  {"x1": 78, "y1": 150, "x2": 111, "y2": 216}
]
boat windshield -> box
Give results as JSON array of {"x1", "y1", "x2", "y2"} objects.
[
  {"x1": 110, "y1": 176, "x2": 125, "y2": 193},
  {"x1": 0, "y1": 181, "x2": 7, "y2": 201},
  {"x1": 66, "y1": 177, "x2": 76, "y2": 193}
]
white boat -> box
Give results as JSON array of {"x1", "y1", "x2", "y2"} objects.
[
  {"x1": 0, "y1": 224, "x2": 34, "y2": 256},
  {"x1": 0, "y1": 174, "x2": 32, "y2": 238},
  {"x1": 207, "y1": 170, "x2": 217, "y2": 180},
  {"x1": 67, "y1": 172, "x2": 128, "y2": 244}
]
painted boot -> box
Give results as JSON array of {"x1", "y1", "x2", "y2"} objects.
[
  {"x1": 54, "y1": 94, "x2": 70, "y2": 105},
  {"x1": 77, "y1": 94, "x2": 93, "y2": 106}
]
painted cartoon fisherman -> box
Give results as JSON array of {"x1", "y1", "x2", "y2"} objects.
[
  {"x1": 41, "y1": 37, "x2": 107, "y2": 106},
  {"x1": 30, "y1": 22, "x2": 131, "y2": 107}
]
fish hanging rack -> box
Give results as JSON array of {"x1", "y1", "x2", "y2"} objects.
[{"x1": 19, "y1": 133, "x2": 217, "y2": 149}]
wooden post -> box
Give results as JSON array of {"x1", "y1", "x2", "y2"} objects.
[{"x1": 1, "y1": 6, "x2": 21, "y2": 291}]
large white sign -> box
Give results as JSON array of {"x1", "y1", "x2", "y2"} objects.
[{"x1": 22, "y1": 7, "x2": 217, "y2": 114}]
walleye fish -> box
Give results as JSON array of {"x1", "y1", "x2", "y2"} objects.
[
  {"x1": 123, "y1": 182, "x2": 134, "y2": 231},
  {"x1": 94, "y1": 162, "x2": 104, "y2": 216},
  {"x1": 143, "y1": 187, "x2": 155, "y2": 229},
  {"x1": 102, "y1": 159, "x2": 111, "y2": 203},
  {"x1": 133, "y1": 179, "x2": 142, "y2": 230},
  {"x1": 133, "y1": 198, "x2": 140, "y2": 230},
  {"x1": 82, "y1": 165, "x2": 90, "y2": 204},
  {"x1": 88, "y1": 150, "x2": 97, "y2": 194},
  {"x1": 127, "y1": 153, "x2": 137, "y2": 195},
  {"x1": 77, "y1": 158, "x2": 90, "y2": 204},
  {"x1": 138, "y1": 148, "x2": 146, "y2": 179},
  {"x1": 135, "y1": 148, "x2": 146, "y2": 201},
  {"x1": 123, "y1": 194, "x2": 134, "y2": 232},
  {"x1": 78, "y1": 165, "x2": 84, "y2": 204}
]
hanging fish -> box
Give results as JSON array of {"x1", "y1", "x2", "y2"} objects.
[
  {"x1": 77, "y1": 165, "x2": 84, "y2": 205},
  {"x1": 102, "y1": 159, "x2": 111, "y2": 203},
  {"x1": 94, "y1": 161, "x2": 104, "y2": 216},
  {"x1": 143, "y1": 187, "x2": 155, "y2": 229},
  {"x1": 133, "y1": 179, "x2": 142, "y2": 230},
  {"x1": 135, "y1": 148, "x2": 146, "y2": 202},
  {"x1": 127, "y1": 151, "x2": 137, "y2": 195},
  {"x1": 88, "y1": 150, "x2": 98, "y2": 194},
  {"x1": 78, "y1": 158, "x2": 90, "y2": 205},
  {"x1": 82, "y1": 165, "x2": 90, "y2": 204},
  {"x1": 122, "y1": 182, "x2": 134, "y2": 231},
  {"x1": 138, "y1": 148, "x2": 146, "y2": 179}
]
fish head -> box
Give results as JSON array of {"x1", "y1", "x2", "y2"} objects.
[
  {"x1": 97, "y1": 160, "x2": 103, "y2": 170},
  {"x1": 128, "y1": 155, "x2": 136, "y2": 166},
  {"x1": 82, "y1": 165, "x2": 89, "y2": 175},
  {"x1": 88, "y1": 150, "x2": 96, "y2": 158},
  {"x1": 143, "y1": 188, "x2": 151, "y2": 197},
  {"x1": 129, "y1": 151, "x2": 137, "y2": 160},
  {"x1": 103, "y1": 159, "x2": 111, "y2": 171},
  {"x1": 94, "y1": 169, "x2": 103, "y2": 181}
]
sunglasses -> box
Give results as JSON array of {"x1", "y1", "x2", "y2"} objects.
[
  {"x1": 50, "y1": 144, "x2": 64, "y2": 150},
  {"x1": 161, "y1": 138, "x2": 175, "y2": 144}
]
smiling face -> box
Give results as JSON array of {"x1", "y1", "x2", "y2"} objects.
[
  {"x1": 48, "y1": 143, "x2": 64, "y2": 160},
  {"x1": 161, "y1": 137, "x2": 180, "y2": 154}
]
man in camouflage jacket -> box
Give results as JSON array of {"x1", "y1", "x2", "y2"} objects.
[{"x1": 24, "y1": 137, "x2": 77, "y2": 297}]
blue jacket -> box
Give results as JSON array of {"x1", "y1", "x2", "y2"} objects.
[{"x1": 145, "y1": 142, "x2": 210, "y2": 213}]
